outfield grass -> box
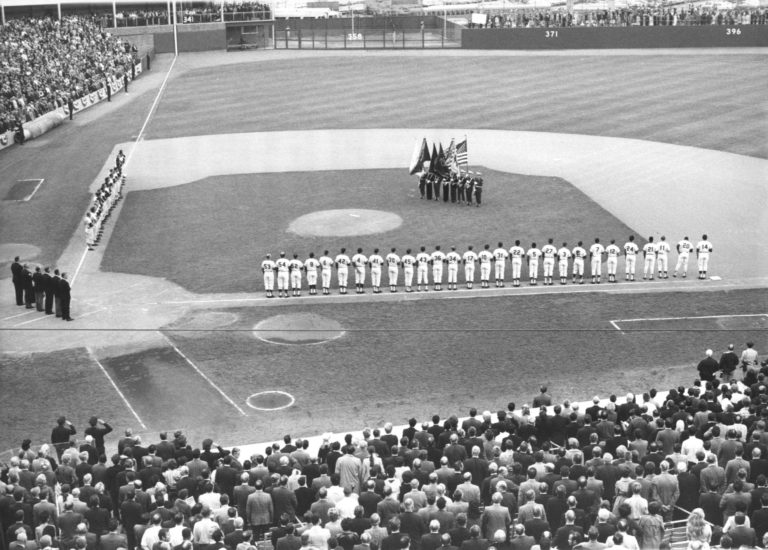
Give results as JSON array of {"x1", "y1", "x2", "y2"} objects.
[{"x1": 102, "y1": 168, "x2": 642, "y2": 293}]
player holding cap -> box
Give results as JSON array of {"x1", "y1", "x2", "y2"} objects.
[
  {"x1": 402, "y1": 249, "x2": 416, "y2": 293},
  {"x1": 261, "y1": 254, "x2": 275, "y2": 298},
  {"x1": 589, "y1": 238, "x2": 604, "y2": 284},
  {"x1": 541, "y1": 238, "x2": 557, "y2": 286},
  {"x1": 571, "y1": 241, "x2": 587, "y2": 284},
  {"x1": 656, "y1": 236, "x2": 671, "y2": 279},
  {"x1": 623, "y1": 235, "x2": 639, "y2": 281},
  {"x1": 557, "y1": 243, "x2": 571, "y2": 285},
  {"x1": 445, "y1": 247, "x2": 461, "y2": 291},
  {"x1": 289, "y1": 253, "x2": 303, "y2": 297},
  {"x1": 304, "y1": 252, "x2": 320, "y2": 296},
  {"x1": 335, "y1": 248, "x2": 351, "y2": 294},
  {"x1": 642, "y1": 236, "x2": 657, "y2": 281},
  {"x1": 526, "y1": 243, "x2": 541, "y2": 286},
  {"x1": 493, "y1": 242, "x2": 509, "y2": 288},
  {"x1": 319, "y1": 250, "x2": 334, "y2": 295},
  {"x1": 673, "y1": 236, "x2": 693, "y2": 278},
  {"x1": 696, "y1": 234, "x2": 713, "y2": 279},
  {"x1": 509, "y1": 240, "x2": 525, "y2": 288},
  {"x1": 604, "y1": 240, "x2": 621, "y2": 283},
  {"x1": 431, "y1": 245, "x2": 446, "y2": 291},
  {"x1": 416, "y1": 246, "x2": 431, "y2": 292},
  {"x1": 463, "y1": 245, "x2": 477, "y2": 289},
  {"x1": 275, "y1": 252, "x2": 290, "y2": 298},
  {"x1": 478, "y1": 244, "x2": 494, "y2": 289},
  {"x1": 352, "y1": 248, "x2": 368, "y2": 294},
  {"x1": 369, "y1": 248, "x2": 384, "y2": 294},
  {"x1": 385, "y1": 247, "x2": 400, "y2": 293}
]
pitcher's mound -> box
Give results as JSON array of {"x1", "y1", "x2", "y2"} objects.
[
  {"x1": 254, "y1": 313, "x2": 345, "y2": 345},
  {"x1": 0, "y1": 243, "x2": 40, "y2": 261},
  {"x1": 288, "y1": 209, "x2": 402, "y2": 237}
]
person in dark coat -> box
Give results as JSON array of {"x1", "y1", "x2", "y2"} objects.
[
  {"x1": 42, "y1": 267, "x2": 54, "y2": 314},
  {"x1": 719, "y1": 344, "x2": 740, "y2": 382},
  {"x1": 697, "y1": 350, "x2": 719, "y2": 382},
  {"x1": 32, "y1": 266, "x2": 45, "y2": 311},
  {"x1": 11, "y1": 256, "x2": 24, "y2": 305},
  {"x1": 59, "y1": 272, "x2": 72, "y2": 321},
  {"x1": 22, "y1": 264, "x2": 34, "y2": 308},
  {"x1": 52, "y1": 269, "x2": 62, "y2": 318}
]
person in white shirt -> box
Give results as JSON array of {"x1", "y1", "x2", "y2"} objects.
[
  {"x1": 275, "y1": 252, "x2": 290, "y2": 299},
  {"x1": 351, "y1": 248, "x2": 368, "y2": 294},
  {"x1": 623, "y1": 235, "x2": 639, "y2": 282},
  {"x1": 526, "y1": 243, "x2": 541, "y2": 286},
  {"x1": 492, "y1": 242, "x2": 509, "y2": 287},
  {"x1": 261, "y1": 254, "x2": 275, "y2": 298},
  {"x1": 335, "y1": 248, "x2": 351, "y2": 294},
  {"x1": 368, "y1": 248, "x2": 384, "y2": 294},
  {"x1": 478, "y1": 244, "x2": 494, "y2": 288},
  {"x1": 416, "y1": 246, "x2": 431, "y2": 292},
  {"x1": 696, "y1": 234, "x2": 713, "y2": 279},
  {"x1": 541, "y1": 238, "x2": 557, "y2": 286},
  {"x1": 589, "y1": 238, "x2": 605, "y2": 284},
  {"x1": 604, "y1": 240, "x2": 621, "y2": 283},
  {"x1": 673, "y1": 236, "x2": 694, "y2": 278},
  {"x1": 571, "y1": 241, "x2": 587, "y2": 285},
  {"x1": 642, "y1": 236, "x2": 657, "y2": 281},
  {"x1": 289, "y1": 254, "x2": 303, "y2": 297},
  {"x1": 509, "y1": 240, "x2": 525, "y2": 287},
  {"x1": 445, "y1": 247, "x2": 462, "y2": 291},
  {"x1": 463, "y1": 245, "x2": 477, "y2": 289},
  {"x1": 319, "y1": 250, "x2": 334, "y2": 295},
  {"x1": 304, "y1": 252, "x2": 320, "y2": 295},
  {"x1": 401, "y1": 249, "x2": 416, "y2": 292},
  {"x1": 385, "y1": 248, "x2": 400, "y2": 293},
  {"x1": 556, "y1": 243, "x2": 571, "y2": 285},
  {"x1": 431, "y1": 246, "x2": 446, "y2": 291},
  {"x1": 656, "y1": 235, "x2": 671, "y2": 279}
]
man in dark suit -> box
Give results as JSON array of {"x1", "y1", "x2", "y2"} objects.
[
  {"x1": 729, "y1": 512, "x2": 757, "y2": 547},
  {"x1": 22, "y1": 264, "x2": 34, "y2": 308},
  {"x1": 271, "y1": 476, "x2": 298, "y2": 523},
  {"x1": 275, "y1": 524, "x2": 301, "y2": 550},
  {"x1": 51, "y1": 269, "x2": 62, "y2": 317},
  {"x1": 60, "y1": 272, "x2": 73, "y2": 321},
  {"x1": 380, "y1": 519, "x2": 405, "y2": 550},
  {"x1": 42, "y1": 267, "x2": 54, "y2": 314},
  {"x1": 11, "y1": 256, "x2": 24, "y2": 305},
  {"x1": 32, "y1": 266, "x2": 44, "y2": 311},
  {"x1": 224, "y1": 517, "x2": 247, "y2": 550},
  {"x1": 752, "y1": 491, "x2": 768, "y2": 541},
  {"x1": 99, "y1": 519, "x2": 128, "y2": 550},
  {"x1": 458, "y1": 525, "x2": 488, "y2": 550},
  {"x1": 421, "y1": 520, "x2": 443, "y2": 550},
  {"x1": 120, "y1": 489, "x2": 146, "y2": 550}
]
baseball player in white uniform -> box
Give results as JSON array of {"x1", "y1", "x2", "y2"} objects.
[
  {"x1": 369, "y1": 248, "x2": 384, "y2": 294},
  {"x1": 623, "y1": 235, "x2": 639, "y2": 281},
  {"x1": 526, "y1": 243, "x2": 541, "y2": 286},
  {"x1": 571, "y1": 241, "x2": 587, "y2": 284},
  {"x1": 319, "y1": 250, "x2": 334, "y2": 295},
  {"x1": 416, "y1": 246, "x2": 431, "y2": 292},
  {"x1": 385, "y1": 247, "x2": 400, "y2": 292},
  {"x1": 335, "y1": 248, "x2": 351, "y2": 294},
  {"x1": 509, "y1": 240, "x2": 525, "y2": 287},
  {"x1": 673, "y1": 236, "x2": 693, "y2": 278},
  {"x1": 431, "y1": 245, "x2": 446, "y2": 291},
  {"x1": 261, "y1": 254, "x2": 275, "y2": 298},
  {"x1": 642, "y1": 236, "x2": 657, "y2": 281},
  {"x1": 541, "y1": 238, "x2": 557, "y2": 286},
  {"x1": 402, "y1": 249, "x2": 416, "y2": 292},
  {"x1": 445, "y1": 246, "x2": 461, "y2": 291},
  {"x1": 478, "y1": 244, "x2": 493, "y2": 288},
  {"x1": 656, "y1": 236, "x2": 671, "y2": 279},
  {"x1": 352, "y1": 248, "x2": 368, "y2": 294},
  {"x1": 463, "y1": 245, "x2": 477, "y2": 289},
  {"x1": 289, "y1": 254, "x2": 303, "y2": 296},
  {"x1": 275, "y1": 252, "x2": 290, "y2": 298},
  {"x1": 557, "y1": 243, "x2": 571, "y2": 285},
  {"x1": 304, "y1": 252, "x2": 320, "y2": 295},
  {"x1": 696, "y1": 234, "x2": 713, "y2": 279},
  {"x1": 589, "y1": 238, "x2": 605, "y2": 284},
  {"x1": 604, "y1": 240, "x2": 621, "y2": 283},
  {"x1": 493, "y1": 242, "x2": 509, "y2": 287}
]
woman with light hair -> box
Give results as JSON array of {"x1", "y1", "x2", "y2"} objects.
[{"x1": 686, "y1": 508, "x2": 712, "y2": 549}]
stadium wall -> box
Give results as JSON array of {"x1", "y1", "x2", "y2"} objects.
[
  {"x1": 461, "y1": 25, "x2": 768, "y2": 49},
  {"x1": 114, "y1": 22, "x2": 227, "y2": 53}
]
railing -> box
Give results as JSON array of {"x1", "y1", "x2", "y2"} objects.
[
  {"x1": 274, "y1": 27, "x2": 460, "y2": 48},
  {"x1": 105, "y1": 9, "x2": 273, "y2": 27}
]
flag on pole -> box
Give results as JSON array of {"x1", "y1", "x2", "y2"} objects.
[
  {"x1": 436, "y1": 143, "x2": 449, "y2": 176},
  {"x1": 429, "y1": 143, "x2": 439, "y2": 174},
  {"x1": 456, "y1": 138, "x2": 468, "y2": 168},
  {"x1": 409, "y1": 138, "x2": 430, "y2": 175},
  {"x1": 445, "y1": 139, "x2": 459, "y2": 175}
]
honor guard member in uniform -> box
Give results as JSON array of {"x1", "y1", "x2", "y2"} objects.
[
  {"x1": 509, "y1": 240, "x2": 525, "y2": 287},
  {"x1": 673, "y1": 236, "x2": 693, "y2": 278},
  {"x1": 431, "y1": 245, "x2": 446, "y2": 291},
  {"x1": 571, "y1": 241, "x2": 587, "y2": 284},
  {"x1": 656, "y1": 236, "x2": 671, "y2": 279},
  {"x1": 605, "y1": 240, "x2": 621, "y2": 283},
  {"x1": 402, "y1": 248, "x2": 416, "y2": 292},
  {"x1": 463, "y1": 245, "x2": 477, "y2": 289},
  {"x1": 478, "y1": 244, "x2": 494, "y2": 288},
  {"x1": 450, "y1": 175, "x2": 459, "y2": 203},
  {"x1": 446, "y1": 247, "x2": 461, "y2": 290},
  {"x1": 466, "y1": 177, "x2": 475, "y2": 206},
  {"x1": 541, "y1": 238, "x2": 557, "y2": 286},
  {"x1": 275, "y1": 252, "x2": 290, "y2": 298},
  {"x1": 419, "y1": 173, "x2": 427, "y2": 199},
  {"x1": 442, "y1": 176, "x2": 450, "y2": 203},
  {"x1": 335, "y1": 248, "x2": 351, "y2": 294},
  {"x1": 492, "y1": 242, "x2": 509, "y2": 287},
  {"x1": 589, "y1": 238, "x2": 605, "y2": 284},
  {"x1": 416, "y1": 246, "x2": 431, "y2": 291},
  {"x1": 557, "y1": 243, "x2": 572, "y2": 285},
  {"x1": 319, "y1": 250, "x2": 334, "y2": 295},
  {"x1": 526, "y1": 243, "x2": 542, "y2": 285},
  {"x1": 433, "y1": 173, "x2": 442, "y2": 201},
  {"x1": 386, "y1": 248, "x2": 401, "y2": 292},
  {"x1": 642, "y1": 236, "x2": 657, "y2": 280},
  {"x1": 369, "y1": 248, "x2": 384, "y2": 294},
  {"x1": 623, "y1": 235, "x2": 639, "y2": 281},
  {"x1": 696, "y1": 234, "x2": 713, "y2": 279},
  {"x1": 261, "y1": 254, "x2": 276, "y2": 298},
  {"x1": 457, "y1": 175, "x2": 467, "y2": 204},
  {"x1": 352, "y1": 248, "x2": 368, "y2": 294},
  {"x1": 304, "y1": 252, "x2": 320, "y2": 295},
  {"x1": 289, "y1": 254, "x2": 303, "y2": 296},
  {"x1": 473, "y1": 175, "x2": 483, "y2": 206},
  {"x1": 426, "y1": 172, "x2": 434, "y2": 200}
]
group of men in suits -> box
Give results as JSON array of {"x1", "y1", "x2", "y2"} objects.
[{"x1": 10, "y1": 256, "x2": 72, "y2": 320}]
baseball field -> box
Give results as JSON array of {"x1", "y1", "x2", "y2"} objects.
[{"x1": 0, "y1": 49, "x2": 766, "y2": 456}]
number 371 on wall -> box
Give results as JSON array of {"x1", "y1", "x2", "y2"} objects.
[
  {"x1": 545, "y1": 30, "x2": 558, "y2": 37},
  {"x1": 726, "y1": 28, "x2": 742, "y2": 35}
]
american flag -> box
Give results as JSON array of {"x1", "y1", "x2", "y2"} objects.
[
  {"x1": 456, "y1": 138, "x2": 468, "y2": 167},
  {"x1": 445, "y1": 139, "x2": 459, "y2": 175}
]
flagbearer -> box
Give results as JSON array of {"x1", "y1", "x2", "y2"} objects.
[
  {"x1": 450, "y1": 175, "x2": 459, "y2": 203},
  {"x1": 473, "y1": 175, "x2": 483, "y2": 206},
  {"x1": 419, "y1": 173, "x2": 427, "y2": 200},
  {"x1": 369, "y1": 248, "x2": 384, "y2": 294},
  {"x1": 457, "y1": 175, "x2": 467, "y2": 204},
  {"x1": 386, "y1": 248, "x2": 401, "y2": 293},
  {"x1": 426, "y1": 172, "x2": 434, "y2": 200},
  {"x1": 466, "y1": 177, "x2": 475, "y2": 206},
  {"x1": 442, "y1": 176, "x2": 450, "y2": 203}
]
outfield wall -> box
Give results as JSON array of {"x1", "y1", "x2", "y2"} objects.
[{"x1": 461, "y1": 25, "x2": 768, "y2": 49}]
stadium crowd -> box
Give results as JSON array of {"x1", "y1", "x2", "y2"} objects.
[
  {"x1": 0, "y1": 16, "x2": 139, "y2": 133},
  {"x1": 1, "y1": 345, "x2": 768, "y2": 550},
  {"x1": 89, "y1": 2, "x2": 273, "y2": 27}
]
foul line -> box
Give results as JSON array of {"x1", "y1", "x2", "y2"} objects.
[
  {"x1": 610, "y1": 312, "x2": 768, "y2": 332},
  {"x1": 159, "y1": 332, "x2": 247, "y2": 416},
  {"x1": 1, "y1": 310, "x2": 37, "y2": 322},
  {"x1": 86, "y1": 347, "x2": 147, "y2": 430}
]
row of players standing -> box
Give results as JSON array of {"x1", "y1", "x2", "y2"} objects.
[
  {"x1": 260, "y1": 234, "x2": 713, "y2": 297},
  {"x1": 85, "y1": 150, "x2": 126, "y2": 249},
  {"x1": 419, "y1": 172, "x2": 484, "y2": 206},
  {"x1": 9, "y1": 258, "x2": 73, "y2": 320}
]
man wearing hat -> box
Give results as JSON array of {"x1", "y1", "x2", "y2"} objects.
[
  {"x1": 262, "y1": 254, "x2": 276, "y2": 298},
  {"x1": 697, "y1": 350, "x2": 719, "y2": 382},
  {"x1": 275, "y1": 252, "x2": 290, "y2": 298}
]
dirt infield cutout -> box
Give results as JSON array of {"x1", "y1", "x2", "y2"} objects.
[
  {"x1": 246, "y1": 391, "x2": 296, "y2": 411},
  {"x1": 287, "y1": 209, "x2": 402, "y2": 237},
  {"x1": 253, "y1": 313, "x2": 345, "y2": 345},
  {"x1": 0, "y1": 243, "x2": 41, "y2": 262}
]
